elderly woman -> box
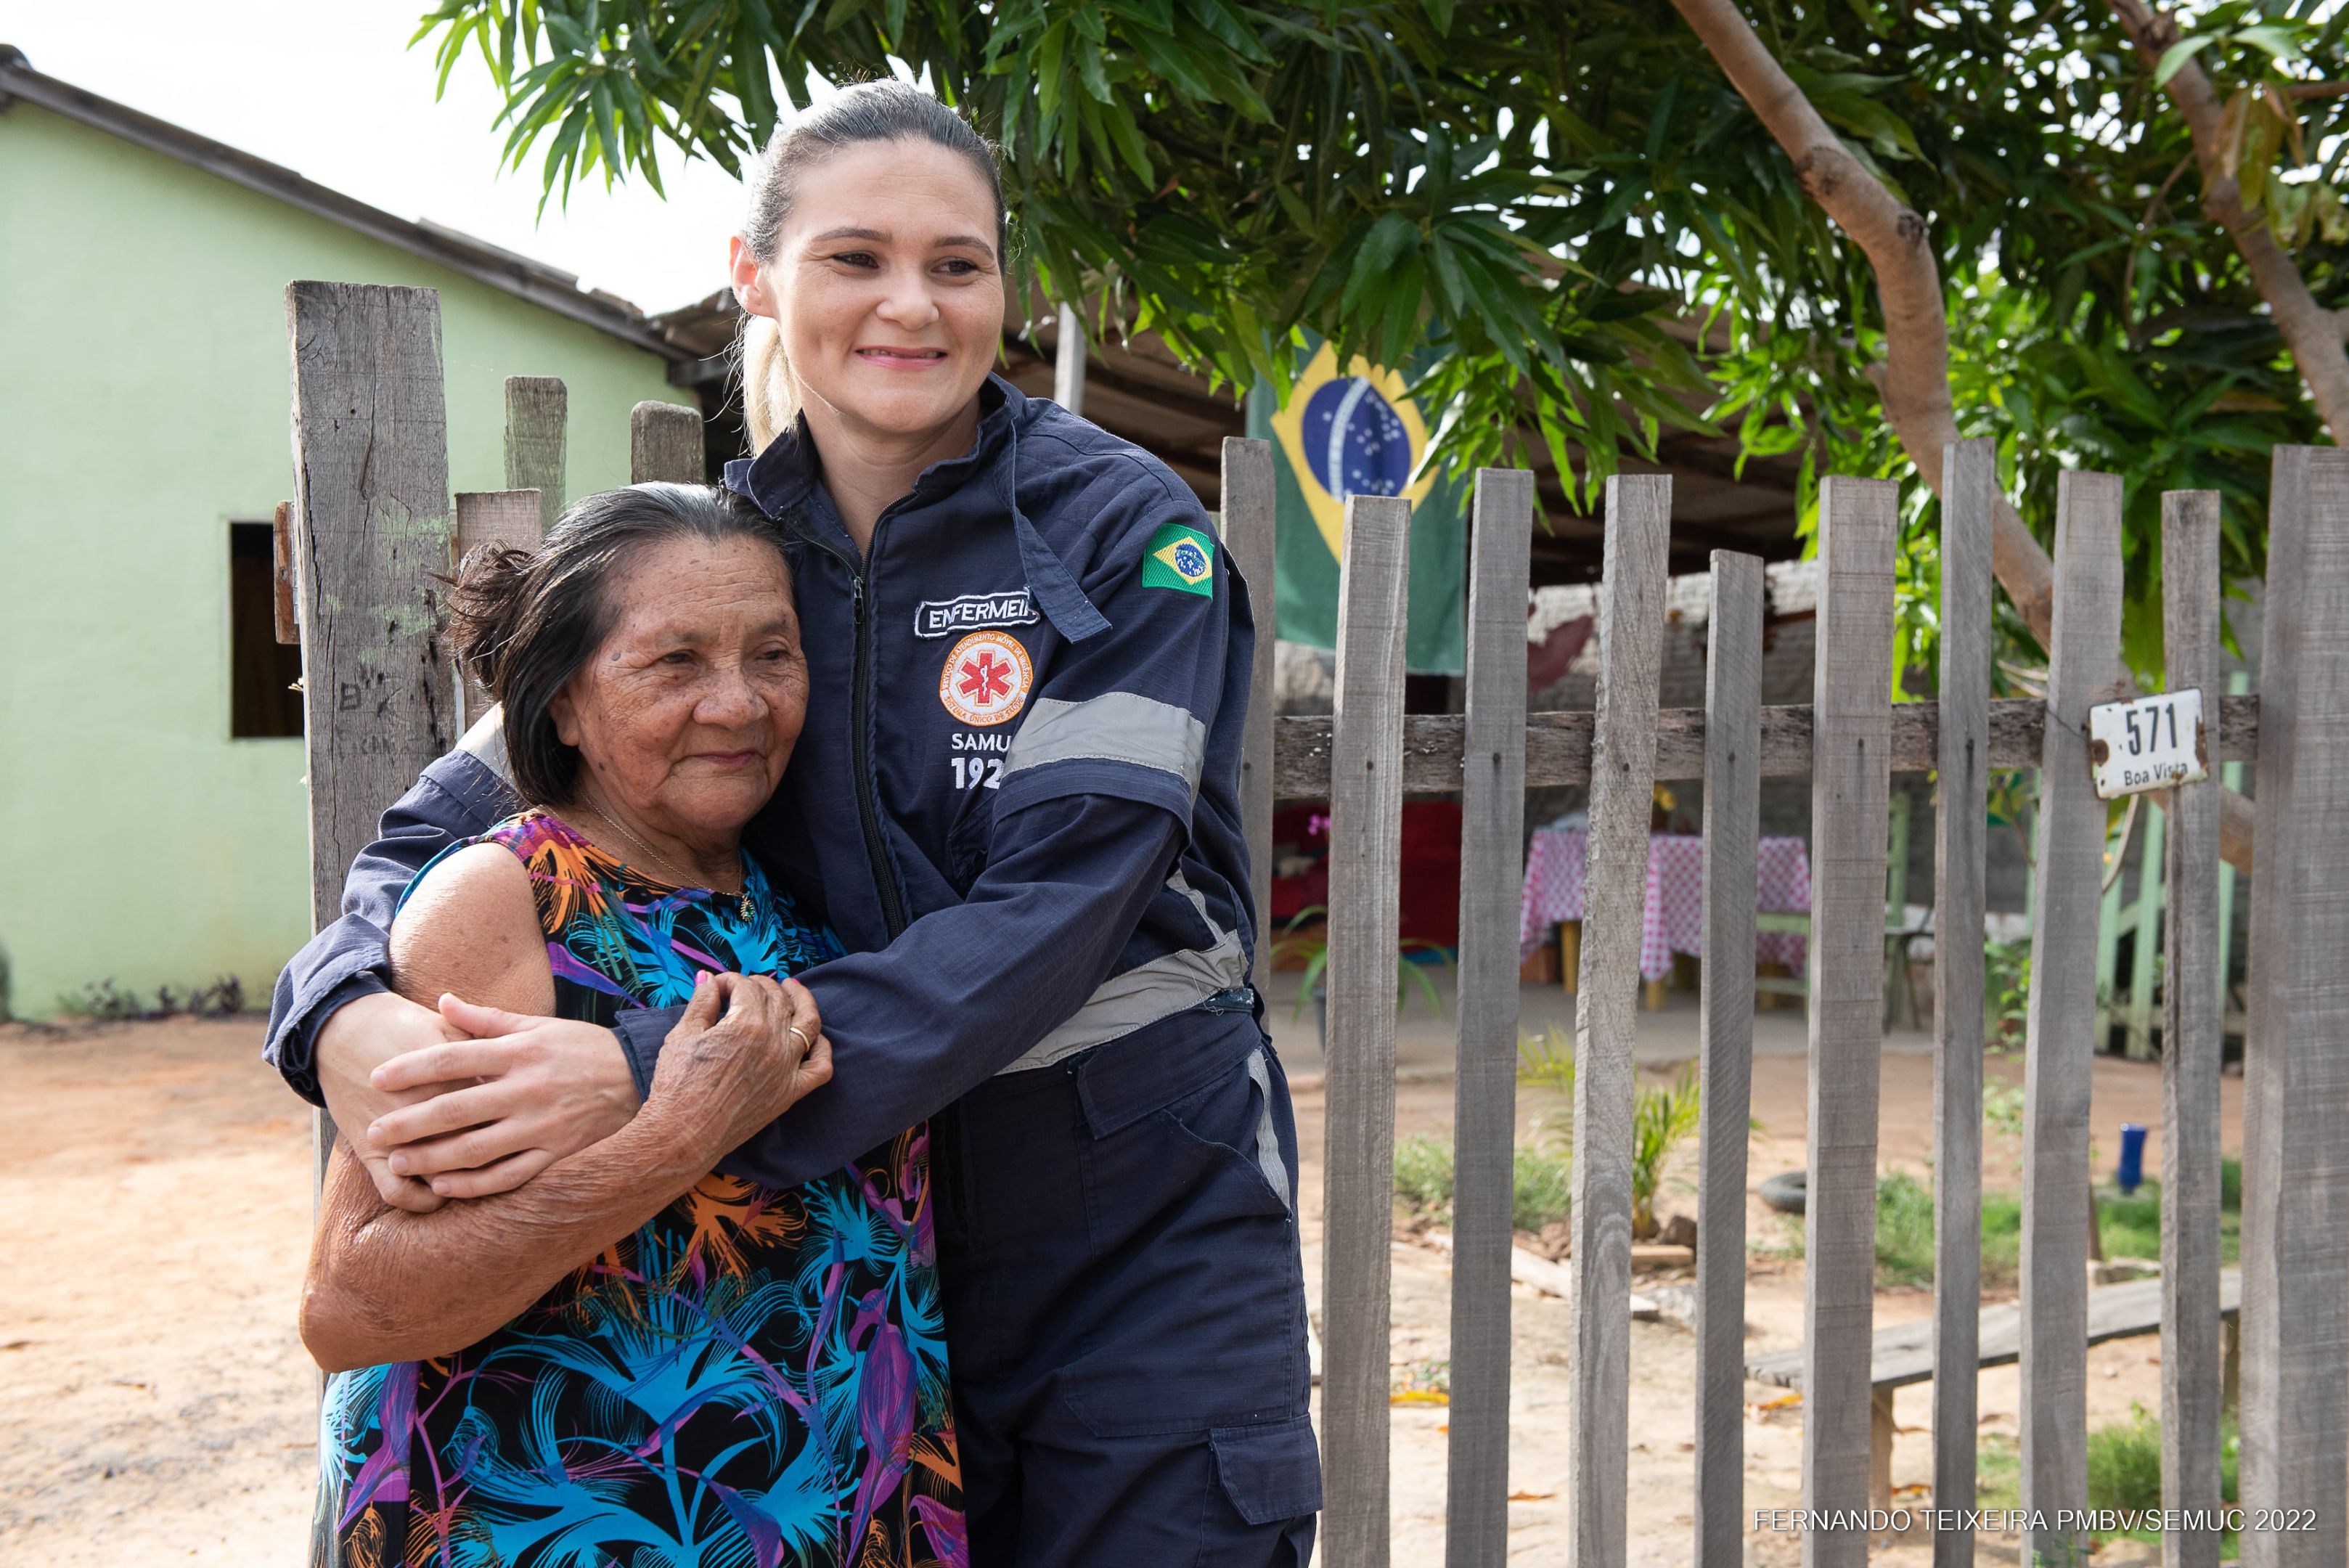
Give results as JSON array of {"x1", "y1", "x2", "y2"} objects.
[{"x1": 303, "y1": 483, "x2": 963, "y2": 1567}]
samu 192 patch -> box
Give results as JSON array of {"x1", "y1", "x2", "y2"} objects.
[{"x1": 1140, "y1": 522, "x2": 1215, "y2": 597}]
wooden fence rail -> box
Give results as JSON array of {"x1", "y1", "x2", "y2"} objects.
[
  {"x1": 1271, "y1": 694, "x2": 2260, "y2": 798},
  {"x1": 286, "y1": 283, "x2": 2349, "y2": 1568}
]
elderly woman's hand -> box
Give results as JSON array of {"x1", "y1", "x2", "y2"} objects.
[{"x1": 645, "y1": 971, "x2": 832, "y2": 1159}]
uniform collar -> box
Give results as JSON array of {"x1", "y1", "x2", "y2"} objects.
[
  {"x1": 724, "y1": 373, "x2": 1108, "y2": 644},
  {"x1": 729, "y1": 372, "x2": 1022, "y2": 517}
]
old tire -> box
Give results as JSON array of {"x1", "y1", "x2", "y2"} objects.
[{"x1": 1760, "y1": 1170, "x2": 1807, "y2": 1215}]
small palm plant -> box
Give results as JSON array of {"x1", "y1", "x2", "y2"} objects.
[
  {"x1": 1270, "y1": 906, "x2": 1453, "y2": 1021},
  {"x1": 1631, "y1": 1064, "x2": 1702, "y2": 1241}
]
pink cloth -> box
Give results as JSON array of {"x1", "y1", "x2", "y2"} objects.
[{"x1": 1519, "y1": 828, "x2": 1812, "y2": 980}]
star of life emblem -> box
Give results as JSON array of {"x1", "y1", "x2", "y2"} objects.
[{"x1": 939, "y1": 631, "x2": 1034, "y2": 727}]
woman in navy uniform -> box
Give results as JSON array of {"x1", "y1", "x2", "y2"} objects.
[{"x1": 266, "y1": 80, "x2": 1318, "y2": 1566}]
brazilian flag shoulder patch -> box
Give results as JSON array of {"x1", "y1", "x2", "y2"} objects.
[{"x1": 1141, "y1": 522, "x2": 1216, "y2": 597}]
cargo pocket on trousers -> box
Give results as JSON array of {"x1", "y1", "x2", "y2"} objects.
[
  {"x1": 1211, "y1": 1414, "x2": 1323, "y2": 1527},
  {"x1": 1152, "y1": 1045, "x2": 1291, "y2": 1220}
]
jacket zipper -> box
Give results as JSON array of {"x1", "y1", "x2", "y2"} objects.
[
  {"x1": 804, "y1": 528, "x2": 911, "y2": 939},
  {"x1": 849, "y1": 569, "x2": 910, "y2": 937}
]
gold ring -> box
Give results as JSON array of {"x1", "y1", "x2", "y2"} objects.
[{"x1": 787, "y1": 1025, "x2": 812, "y2": 1054}]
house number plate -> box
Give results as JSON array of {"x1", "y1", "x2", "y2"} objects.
[{"x1": 2087, "y1": 688, "x2": 2209, "y2": 799}]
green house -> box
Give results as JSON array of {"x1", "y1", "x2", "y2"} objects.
[{"x1": 0, "y1": 49, "x2": 700, "y2": 1019}]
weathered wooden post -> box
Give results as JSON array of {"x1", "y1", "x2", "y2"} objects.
[
  {"x1": 630, "y1": 400, "x2": 703, "y2": 485},
  {"x1": 1218, "y1": 437, "x2": 1278, "y2": 999},
  {"x1": 1568, "y1": 473, "x2": 1671, "y2": 1568},
  {"x1": 1693, "y1": 547, "x2": 1762, "y2": 1568},
  {"x1": 1320, "y1": 491, "x2": 1412, "y2": 1567},
  {"x1": 2238, "y1": 444, "x2": 2349, "y2": 1568},
  {"x1": 503, "y1": 375, "x2": 566, "y2": 531},
  {"x1": 2019, "y1": 470, "x2": 2124, "y2": 1564},
  {"x1": 285, "y1": 283, "x2": 455, "y2": 1185},
  {"x1": 286, "y1": 279, "x2": 456, "y2": 1568},
  {"x1": 1801, "y1": 475, "x2": 1896, "y2": 1564},
  {"x1": 2160, "y1": 489, "x2": 2226, "y2": 1568},
  {"x1": 1931, "y1": 438, "x2": 1995, "y2": 1568},
  {"x1": 1445, "y1": 467, "x2": 1535, "y2": 1568}
]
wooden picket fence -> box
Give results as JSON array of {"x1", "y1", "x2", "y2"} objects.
[
  {"x1": 285, "y1": 282, "x2": 2349, "y2": 1568},
  {"x1": 1225, "y1": 438, "x2": 2347, "y2": 1568}
]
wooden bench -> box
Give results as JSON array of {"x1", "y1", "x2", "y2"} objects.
[{"x1": 1744, "y1": 1269, "x2": 2241, "y2": 1508}]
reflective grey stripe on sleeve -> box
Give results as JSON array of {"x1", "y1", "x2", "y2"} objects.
[
  {"x1": 457, "y1": 706, "x2": 515, "y2": 785},
  {"x1": 1003, "y1": 692, "x2": 1207, "y2": 794},
  {"x1": 996, "y1": 870, "x2": 1246, "y2": 1074}
]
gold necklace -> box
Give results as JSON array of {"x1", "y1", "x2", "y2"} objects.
[{"x1": 579, "y1": 807, "x2": 755, "y2": 921}]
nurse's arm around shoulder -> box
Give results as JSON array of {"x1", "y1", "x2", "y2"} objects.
[{"x1": 298, "y1": 846, "x2": 825, "y2": 1373}]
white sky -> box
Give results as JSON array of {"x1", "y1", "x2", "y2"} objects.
[{"x1": 0, "y1": 0, "x2": 809, "y2": 314}]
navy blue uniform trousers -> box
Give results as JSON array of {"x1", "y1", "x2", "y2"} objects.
[{"x1": 937, "y1": 1000, "x2": 1319, "y2": 1567}]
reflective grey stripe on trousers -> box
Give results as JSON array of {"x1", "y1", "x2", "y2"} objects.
[{"x1": 1245, "y1": 1045, "x2": 1291, "y2": 1211}]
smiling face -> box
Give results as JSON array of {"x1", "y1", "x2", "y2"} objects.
[
  {"x1": 730, "y1": 137, "x2": 1006, "y2": 446},
  {"x1": 548, "y1": 534, "x2": 806, "y2": 848}
]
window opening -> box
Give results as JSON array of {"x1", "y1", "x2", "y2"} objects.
[{"x1": 229, "y1": 521, "x2": 302, "y2": 738}]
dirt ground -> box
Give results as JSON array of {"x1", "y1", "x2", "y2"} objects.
[
  {"x1": 0, "y1": 1002, "x2": 2240, "y2": 1565},
  {"x1": 0, "y1": 1016, "x2": 318, "y2": 1564}
]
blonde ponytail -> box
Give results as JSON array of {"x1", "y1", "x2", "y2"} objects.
[{"x1": 740, "y1": 314, "x2": 795, "y2": 454}]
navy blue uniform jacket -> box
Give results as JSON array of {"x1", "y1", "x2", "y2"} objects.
[{"x1": 264, "y1": 376, "x2": 1259, "y2": 1189}]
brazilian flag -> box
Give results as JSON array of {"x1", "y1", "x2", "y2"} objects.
[{"x1": 1245, "y1": 340, "x2": 1468, "y2": 674}]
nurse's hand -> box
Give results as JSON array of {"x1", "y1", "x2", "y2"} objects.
[
  {"x1": 313, "y1": 989, "x2": 470, "y2": 1214},
  {"x1": 364, "y1": 997, "x2": 643, "y2": 1201}
]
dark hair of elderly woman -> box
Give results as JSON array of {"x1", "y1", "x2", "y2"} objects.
[
  {"x1": 299, "y1": 481, "x2": 964, "y2": 1565},
  {"x1": 443, "y1": 481, "x2": 783, "y2": 806}
]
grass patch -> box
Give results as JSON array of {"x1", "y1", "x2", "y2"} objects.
[
  {"x1": 2083, "y1": 1402, "x2": 2239, "y2": 1548},
  {"x1": 1760, "y1": 1161, "x2": 2248, "y2": 1284},
  {"x1": 1975, "y1": 1432, "x2": 2020, "y2": 1509},
  {"x1": 2087, "y1": 1402, "x2": 2165, "y2": 1519},
  {"x1": 1513, "y1": 1147, "x2": 1572, "y2": 1232},
  {"x1": 1980, "y1": 1193, "x2": 2023, "y2": 1284},
  {"x1": 1394, "y1": 1135, "x2": 1457, "y2": 1214},
  {"x1": 55, "y1": 975, "x2": 247, "y2": 1020},
  {"x1": 1874, "y1": 1171, "x2": 1937, "y2": 1286},
  {"x1": 1392, "y1": 1135, "x2": 1573, "y2": 1233}
]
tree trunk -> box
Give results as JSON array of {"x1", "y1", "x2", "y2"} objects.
[{"x1": 1670, "y1": 0, "x2": 2258, "y2": 873}]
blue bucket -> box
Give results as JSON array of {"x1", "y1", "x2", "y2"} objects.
[{"x1": 2117, "y1": 1122, "x2": 2148, "y2": 1195}]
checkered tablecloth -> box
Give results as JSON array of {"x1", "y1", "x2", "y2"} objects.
[{"x1": 1519, "y1": 828, "x2": 1812, "y2": 980}]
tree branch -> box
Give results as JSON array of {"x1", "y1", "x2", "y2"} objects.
[
  {"x1": 1671, "y1": 0, "x2": 2258, "y2": 872},
  {"x1": 1667, "y1": 0, "x2": 2052, "y2": 632},
  {"x1": 2107, "y1": 0, "x2": 2349, "y2": 444}
]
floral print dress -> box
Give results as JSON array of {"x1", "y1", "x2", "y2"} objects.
[{"x1": 316, "y1": 809, "x2": 964, "y2": 1568}]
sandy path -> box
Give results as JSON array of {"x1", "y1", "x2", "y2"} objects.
[
  {"x1": 0, "y1": 1009, "x2": 2234, "y2": 1564},
  {"x1": 0, "y1": 1018, "x2": 316, "y2": 1566}
]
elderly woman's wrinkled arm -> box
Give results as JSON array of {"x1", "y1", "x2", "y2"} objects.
[
  {"x1": 297, "y1": 847, "x2": 826, "y2": 1371},
  {"x1": 301, "y1": 969, "x2": 825, "y2": 1371}
]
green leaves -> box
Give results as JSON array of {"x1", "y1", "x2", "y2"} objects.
[
  {"x1": 409, "y1": 0, "x2": 2327, "y2": 638},
  {"x1": 2154, "y1": 33, "x2": 2221, "y2": 86}
]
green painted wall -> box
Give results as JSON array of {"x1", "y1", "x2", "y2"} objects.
[{"x1": 0, "y1": 102, "x2": 695, "y2": 1018}]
